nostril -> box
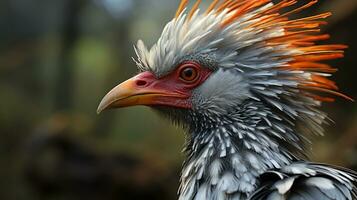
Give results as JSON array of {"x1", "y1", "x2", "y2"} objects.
[{"x1": 135, "y1": 80, "x2": 147, "y2": 87}]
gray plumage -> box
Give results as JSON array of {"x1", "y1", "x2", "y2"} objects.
[
  {"x1": 250, "y1": 162, "x2": 357, "y2": 200},
  {"x1": 107, "y1": 0, "x2": 357, "y2": 199}
]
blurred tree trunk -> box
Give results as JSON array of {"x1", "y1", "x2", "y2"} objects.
[
  {"x1": 54, "y1": 0, "x2": 85, "y2": 111},
  {"x1": 94, "y1": 19, "x2": 133, "y2": 135}
]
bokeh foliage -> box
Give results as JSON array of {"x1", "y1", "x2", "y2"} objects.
[{"x1": 0, "y1": 0, "x2": 356, "y2": 199}]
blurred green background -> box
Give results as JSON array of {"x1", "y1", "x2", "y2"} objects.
[{"x1": 0, "y1": 0, "x2": 356, "y2": 199}]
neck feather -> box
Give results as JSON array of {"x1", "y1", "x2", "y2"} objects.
[
  {"x1": 179, "y1": 122, "x2": 295, "y2": 199},
  {"x1": 177, "y1": 102, "x2": 304, "y2": 199}
]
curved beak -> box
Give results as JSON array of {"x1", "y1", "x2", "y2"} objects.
[{"x1": 97, "y1": 71, "x2": 190, "y2": 114}]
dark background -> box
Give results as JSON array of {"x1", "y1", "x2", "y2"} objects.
[{"x1": 0, "y1": 0, "x2": 356, "y2": 199}]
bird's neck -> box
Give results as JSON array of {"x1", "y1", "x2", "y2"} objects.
[{"x1": 179, "y1": 115, "x2": 295, "y2": 199}]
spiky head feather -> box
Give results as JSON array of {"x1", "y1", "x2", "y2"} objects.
[{"x1": 135, "y1": 0, "x2": 349, "y2": 100}]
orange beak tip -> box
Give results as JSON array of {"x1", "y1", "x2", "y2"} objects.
[
  {"x1": 96, "y1": 99, "x2": 109, "y2": 114},
  {"x1": 96, "y1": 105, "x2": 104, "y2": 114}
]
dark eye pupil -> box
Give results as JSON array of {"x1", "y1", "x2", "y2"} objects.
[
  {"x1": 183, "y1": 68, "x2": 193, "y2": 78},
  {"x1": 179, "y1": 65, "x2": 198, "y2": 82}
]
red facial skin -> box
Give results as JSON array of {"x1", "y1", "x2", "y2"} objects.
[{"x1": 97, "y1": 61, "x2": 212, "y2": 113}]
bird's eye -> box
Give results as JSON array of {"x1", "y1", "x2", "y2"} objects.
[{"x1": 179, "y1": 63, "x2": 199, "y2": 83}]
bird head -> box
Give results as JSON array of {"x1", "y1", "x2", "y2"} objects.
[{"x1": 98, "y1": 0, "x2": 350, "y2": 134}]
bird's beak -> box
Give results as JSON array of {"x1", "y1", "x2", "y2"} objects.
[{"x1": 97, "y1": 71, "x2": 190, "y2": 114}]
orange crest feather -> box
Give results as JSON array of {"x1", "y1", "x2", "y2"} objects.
[{"x1": 173, "y1": 0, "x2": 351, "y2": 102}]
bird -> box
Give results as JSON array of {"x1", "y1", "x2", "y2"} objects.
[{"x1": 97, "y1": 0, "x2": 357, "y2": 199}]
